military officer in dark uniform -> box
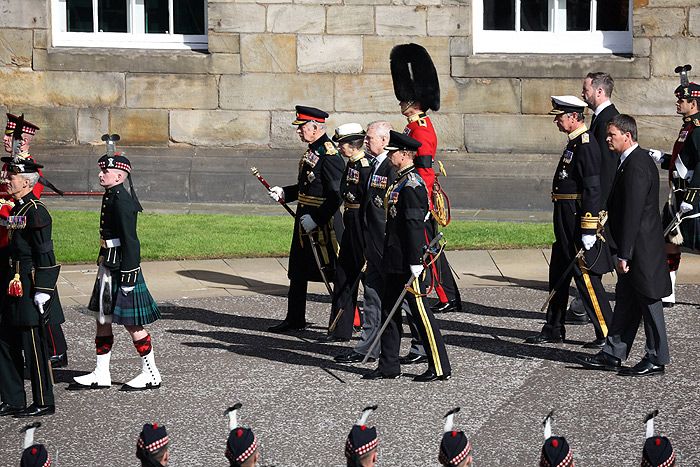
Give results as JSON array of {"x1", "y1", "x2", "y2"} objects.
[
  {"x1": 335, "y1": 121, "x2": 396, "y2": 363},
  {"x1": 0, "y1": 157, "x2": 62, "y2": 417},
  {"x1": 362, "y1": 131, "x2": 451, "y2": 382},
  {"x1": 325, "y1": 123, "x2": 372, "y2": 342},
  {"x1": 267, "y1": 106, "x2": 345, "y2": 333},
  {"x1": 73, "y1": 142, "x2": 162, "y2": 391},
  {"x1": 648, "y1": 68, "x2": 700, "y2": 308},
  {"x1": 578, "y1": 115, "x2": 671, "y2": 376},
  {"x1": 525, "y1": 96, "x2": 614, "y2": 348}
]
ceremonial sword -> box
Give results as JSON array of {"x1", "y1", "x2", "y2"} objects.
[
  {"x1": 361, "y1": 232, "x2": 444, "y2": 364},
  {"x1": 250, "y1": 167, "x2": 334, "y2": 296}
]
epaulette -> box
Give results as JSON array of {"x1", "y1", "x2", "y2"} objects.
[
  {"x1": 581, "y1": 133, "x2": 590, "y2": 144},
  {"x1": 324, "y1": 141, "x2": 338, "y2": 155},
  {"x1": 360, "y1": 158, "x2": 370, "y2": 167},
  {"x1": 694, "y1": 119, "x2": 700, "y2": 127}
]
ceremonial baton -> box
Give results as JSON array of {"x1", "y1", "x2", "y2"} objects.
[
  {"x1": 539, "y1": 248, "x2": 585, "y2": 312},
  {"x1": 250, "y1": 167, "x2": 296, "y2": 217},
  {"x1": 328, "y1": 266, "x2": 364, "y2": 334},
  {"x1": 361, "y1": 232, "x2": 444, "y2": 364}
]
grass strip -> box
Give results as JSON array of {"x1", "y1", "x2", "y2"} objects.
[{"x1": 52, "y1": 210, "x2": 553, "y2": 264}]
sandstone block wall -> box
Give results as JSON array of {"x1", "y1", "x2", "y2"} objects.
[{"x1": 0, "y1": 1, "x2": 696, "y2": 206}]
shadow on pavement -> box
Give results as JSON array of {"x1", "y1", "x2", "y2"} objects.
[{"x1": 445, "y1": 334, "x2": 589, "y2": 365}]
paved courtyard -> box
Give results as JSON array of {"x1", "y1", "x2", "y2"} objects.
[{"x1": 1, "y1": 251, "x2": 699, "y2": 466}]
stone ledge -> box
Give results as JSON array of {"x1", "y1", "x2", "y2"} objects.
[{"x1": 452, "y1": 55, "x2": 650, "y2": 79}]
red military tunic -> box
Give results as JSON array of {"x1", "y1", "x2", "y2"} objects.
[{"x1": 403, "y1": 113, "x2": 436, "y2": 208}]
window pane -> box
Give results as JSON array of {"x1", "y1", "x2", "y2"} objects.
[
  {"x1": 521, "y1": 0, "x2": 548, "y2": 31},
  {"x1": 566, "y1": 0, "x2": 590, "y2": 31},
  {"x1": 597, "y1": 0, "x2": 629, "y2": 31},
  {"x1": 145, "y1": 0, "x2": 170, "y2": 33},
  {"x1": 97, "y1": 0, "x2": 127, "y2": 32},
  {"x1": 174, "y1": 0, "x2": 205, "y2": 35},
  {"x1": 67, "y1": 0, "x2": 94, "y2": 32},
  {"x1": 484, "y1": 0, "x2": 515, "y2": 30}
]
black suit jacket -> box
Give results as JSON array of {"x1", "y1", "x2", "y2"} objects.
[
  {"x1": 607, "y1": 146, "x2": 671, "y2": 299},
  {"x1": 361, "y1": 156, "x2": 397, "y2": 267},
  {"x1": 590, "y1": 103, "x2": 620, "y2": 205}
]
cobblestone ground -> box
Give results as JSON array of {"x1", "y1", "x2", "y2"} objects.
[{"x1": 1, "y1": 285, "x2": 699, "y2": 466}]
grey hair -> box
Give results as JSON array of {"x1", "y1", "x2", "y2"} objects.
[
  {"x1": 20, "y1": 172, "x2": 40, "y2": 186},
  {"x1": 367, "y1": 120, "x2": 392, "y2": 138},
  {"x1": 310, "y1": 121, "x2": 327, "y2": 131}
]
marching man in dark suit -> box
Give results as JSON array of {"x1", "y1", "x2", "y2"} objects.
[
  {"x1": 0, "y1": 156, "x2": 63, "y2": 417},
  {"x1": 267, "y1": 106, "x2": 345, "y2": 333},
  {"x1": 73, "y1": 140, "x2": 162, "y2": 391},
  {"x1": 579, "y1": 115, "x2": 671, "y2": 376},
  {"x1": 525, "y1": 96, "x2": 614, "y2": 348},
  {"x1": 362, "y1": 131, "x2": 451, "y2": 382}
]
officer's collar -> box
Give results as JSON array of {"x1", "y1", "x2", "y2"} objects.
[
  {"x1": 349, "y1": 151, "x2": 366, "y2": 163},
  {"x1": 407, "y1": 112, "x2": 427, "y2": 123},
  {"x1": 18, "y1": 191, "x2": 37, "y2": 205},
  {"x1": 397, "y1": 163, "x2": 415, "y2": 178},
  {"x1": 105, "y1": 183, "x2": 124, "y2": 194},
  {"x1": 309, "y1": 133, "x2": 330, "y2": 151},
  {"x1": 683, "y1": 112, "x2": 700, "y2": 123},
  {"x1": 568, "y1": 124, "x2": 588, "y2": 141}
]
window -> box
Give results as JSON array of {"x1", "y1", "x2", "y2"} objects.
[
  {"x1": 473, "y1": 0, "x2": 632, "y2": 54},
  {"x1": 52, "y1": 0, "x2": 208, "y2": 50}
]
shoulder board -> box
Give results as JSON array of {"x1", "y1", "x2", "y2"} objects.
[
  {"x1": 581, "y1": 133, "x2": 590, "y2": 143},
  {"x1": 694, "y1": 119, "x2": 700, "y2": 127},
  {"x1": 360, "y1": 158, "x2": 370, "y2": 167},
  {"x1": 324, "y1": 141, "x2": 338, "y2": 155}
]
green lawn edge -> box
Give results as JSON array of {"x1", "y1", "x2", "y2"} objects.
[{"x1": 53, "y1": 210, "x2": 554, "y2": 264}]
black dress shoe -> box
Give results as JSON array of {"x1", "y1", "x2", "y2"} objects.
[
  {"x1": 335, "y1": 351, "x2": 375, "y2": 363},
  {"x1": 582, "y1": 338, "x2": 606, "y2": 349},
  {"x1": 524, "y1": 333, "x2": 563, "y2": 344},
  {"x1": 317, "y1": 334, "x2": 350, "y2": 343},
  {"x1": 413, "y1": 369, "x2": 451, "y2": 382},
  {"x1": 576, "y1": 352, "x2": 621, "y2": 371},
  {"x1": 618, "y1": 359, "x2": 665, "y2": 377},
  {"x1": 267, "y1": 320, "x2": 307, "y2": 333},
  {"x1": 361, "y1": 369, "x2": 400, "y2": 380},
  {"x1": 399, "y1": 353, "x2": 428, "y2": 365},
  {"x1": 0, "y1": 402, "x2": 25, "y2": 416},
  {"x1": 431, "y1": 300, "x2": 461, "y2": 314},
  {"x1": 14, "y1": 404, "x2": 55, "y2": 418},
  {"x1": 50, "y1": 353, "x2": 68, "y2": 368}
]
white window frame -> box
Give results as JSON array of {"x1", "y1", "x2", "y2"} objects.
[
  {"x1": 473, "y1": 0, "x2": 632, "y2": 54},
  {"x1": 51, "y1": 0, "x2": 208, "y2": 50}
]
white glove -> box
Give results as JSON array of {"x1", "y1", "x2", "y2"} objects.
[
  {"x1": 581, "y1": 234, "x2": 596, "y2": 251},
  {"x1": 680, "y1": 201, "x2": 694, "y2": 213},
  {"x1": 121, "y1": 285, "x2": 135, "y2": 295},
  {"x1": 269, "y1": 186, "x2": 284, "y2": 202},
  {"x1": 33, "y1": 292, "x2": 51, "y2": 311},
  {"x1": 409, "y1": 264, "x2": 424, "y2": 278},
  {"x1": 648, "y1": 149, "x2": 664, "y2": 163},
  {"x1": 299, "y1": 214, "x2": 317, "y2": 233}
]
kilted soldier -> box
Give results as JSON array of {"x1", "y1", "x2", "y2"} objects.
[
  {"x1": 267, "y1": 106, "x2": 345, "y2": 333},
  {"x1": 335, "y1": 121, "x2": 396, "y2": 364},
  {"x1": 1, "y1": 113, "x2": 68, "y2": 368},
  {"x1": 0, "y1": 157, "x2": 63, "y2": 418},
  {"x1": 648, "y1": 66, "x2": 700, "y2": 307},
  {"x1": 225, "y1": 403, "x2": 260, "y2": 467},
  {"x1": 137, "y1": 423, "x2": 170, "y2": 466},
  {"x1": 73, "y1": 141, "x2": 161, "y2": 391},
  {"x1": 362, "y1": 131, "x2": 451, "y2": 382},
  {"x1": 325, "y1": 123, "x2": 372, "y2": 342},
  {"x1": 391, "y1": 43, "x2": 462, "y2": 314},
  {"x1": 525, "y1": 96, "x2": 614, "y2": 348},
  {"x1": 345, "y1": 406, "x2": 379, "y2": 467},
  {"x1": 438, "y1": 408, "x2": 473, "y2": 467}
]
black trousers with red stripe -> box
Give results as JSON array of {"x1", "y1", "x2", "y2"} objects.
[
  {"x1": 378, "y1": 272, "x2": 451, "y2": 377},
  {"x1": 45, "y1": 323, "x2": 67, "y2": 358}
]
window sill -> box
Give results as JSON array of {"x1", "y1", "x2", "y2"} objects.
[
  {"x1": 451, "y1": 54, "x2": 649, "y2": 79},
  {"x1": 33, "y1": 47, "x2": 240, "y2": 75}
]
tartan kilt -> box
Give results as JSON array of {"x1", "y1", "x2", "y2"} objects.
[{"x1": 87, "y1": 268, "x2": 160, "y2": 326}]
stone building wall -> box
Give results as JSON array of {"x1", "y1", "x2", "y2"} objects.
[{"x1": 0, "y1": 0, "x2": 697, "y2": 207}]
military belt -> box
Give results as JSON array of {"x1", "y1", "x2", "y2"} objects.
[
  {"x1": 551, "y1": 193, "x2": 581, "y2": 201},
  {"x1": 344, "y1": 202, "x2": 360, "y2": 209},
  {"x1": 100, "y1": 238, "x2": 121, "y2": 248},
  {"x1": 298, "y1": 194, "x2": 325, "y2": 207}
]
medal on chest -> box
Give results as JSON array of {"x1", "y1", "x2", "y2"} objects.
[
  {"x1": 347, "y1": 168, "x2": 360, "y2": 184},
  {"x1": 558, "y1": 169, "x2": 569, "y2": 180},
  {"x1": 7, "y1": 215, "x2": 26, "y2": 230},
  {"x1": 562, "y1": 149, "x2": 574, "y2": 164},
  {"x1": 307, "y1": 171, "x2": 316, "y2": 183},
  {"x1": 373, "y1": 195, "x2": 383, "y2": 208},
  {"x1": 345, "y1": 192, "x2": 356, "y2": 203},
  {"x1": 303, "y1": 151, "x2": 319, "y2": 167},
  {"x1": 679, "y1": 130, "x2": 689, "y2": 143},
  {"x1": 370, "y1": 175, "x2": 387, "y2": 189}
]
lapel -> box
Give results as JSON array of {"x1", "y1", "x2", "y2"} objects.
[{"x1": 611, "y1": 146, "x2": 637, "y2": 191}]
